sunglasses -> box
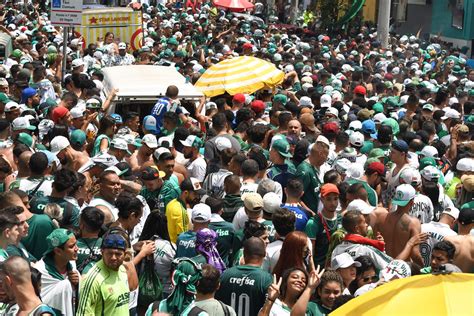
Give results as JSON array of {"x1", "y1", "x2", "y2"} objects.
[
  {"x1": 102, "y1": 237, "x2": 126, "y2": 250},
  {"x1": 362, "y1": 275, "x2": 378, "y2": 283}
]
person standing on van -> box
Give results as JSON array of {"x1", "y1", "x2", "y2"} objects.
[{"x1": 150, "y1": 85, "x2": 188, "y2": 132}]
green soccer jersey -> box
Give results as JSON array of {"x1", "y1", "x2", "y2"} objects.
[
  {"x1": 157, "y1": 178, "x2": 181, "y2": 213},
  {"x1": 209, "y1": 220, "x2": 235, "y2": 266},
  {"x1": 140, "y1": 187, "x2": 161, "y2": 211},
  {"x1": 22, "y1": 214, "x2": 56, "y2": 260},
  {"x1": 175, "y1": 231, "x2": 197, "y2": 259},
  {"x1": 6, "y1": 243, "x2": 37, "y2": 263},
  {"x1": 77, "y1": 259, "x2": 130, "y2": 316},
  {"x1": 296, "y1": 161, "x2": 322, "y2": 212},
  {"x1": 215, "y1": 265, "x2": 272, "y2": 316},
  {"x1": 346, "y1": 179, "x2": 378, "y2": 207},
  {"x1": 305, "y1": 213, "x2": 343, "y2": 268},
  {"x1": 262, "y1": 220, "x2": 276, "y2": 243},
  {"x1": 30, "y1": 196, "x2": 80, "y2": 228},
  {"x1": 76, "y1": 237, "x2": 102, "y2": 274},
  {"x1": 308, "y1": 302, "x2": 331, "y2": 316}
]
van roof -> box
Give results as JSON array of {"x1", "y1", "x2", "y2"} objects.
[{"x1": 101, "y1": 65, "x2": 204, "y2": 101}]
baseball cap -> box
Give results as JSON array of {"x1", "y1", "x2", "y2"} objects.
[
  {"x1": 331, "y1": 252, "x2": 361, "y2": 270},
  {"x1": 101, "y1": 234, "x2": 127, "y2": 250},
  {"x1": 458, "y1": 207, "x2": 474, "y2": 225},
  {"x1": 322, "y1": 121, "x2": 339, "y2": 134},
  {"x1": 180, "y1": 177, "x2": 206, "y2": 195},
  {"x1": 422, "y1": 104, "x2": 434, "y2": 112},
  {"x1": 142, "y1": 115, "x2": 158, "y2": 134},
  {"x1": 361, "y1": 120, "x2": 377, "y2": 138},
  {"x1": 50, "y1": 136, "x2": 70, "y2": 154},
  {"x1": 418, "y1": 145, "x2": 439, "y2": 159},
  {"x1": 391, "y1": 140, "x2": 408, "y2": 153},
  {"x1": 142, "y1": 134, "x2": 158, "y2": 149},
  {"x1": 43, "y1": 228, "x2": 74, "y2": 256},
  {"x1": 346, "y1": 199, "x2": 375, "y2": 215},
  {"x1": 392, "y1": 184, "x2": 416, "y2": 206},
  {"x1": 12, "y1": 117, "x2": 36, "y2": 131},
  {"x1": 419, "y1": 157, "x2": 437, "y2": 170},
  {"x1": 400, "y1": 168, "x2": 422, "y2": 186},
  {"x1": 357, "y1": 109, "x2": 373, "y2": 121},
  {"x1": 320, "y1": 94, "x2": 332, "y2": 108},
  {"x1": 233, "y1": 93, "x2": 246, "y2": 104},
  {"x1": 348, "y1": 120, "x2": 362, "y2": 131},
  {"x1": 242, "y1": 192, "x2": 264, "y2": 211},
  {"x1": 118, "y1": 42, "x2": 126, "y2": 49},
  {"x1": 191, "y1": 203, "x2": 212, "y2": 223},
  {"x1": 86, "y1": 98, "x2": 102, "y2": 109},
  {"x1": 457, "y1": 158, "x2": 474, "y2": 172},
  {"x1": 316, "y1": 135, "x2": 330, "y2": 148},
  {"x1": 299, "y1": 96, "x2": 313, "y2": 108},
  {"x1": 441, "y1": 108, "x2": 461, "y2": 120},
  {"x1": 70, "y1": 129, "x2": 86, "y2": 146},
  {"x1": 334, "y1": 158, "x2": 351, "y2": 174},
  {"x1": 353, "y1": 85, "x2": 367, "y2": 96},
  {"x1": 110, "y1": 113, "x2": 123, "y2": 124},
  {"x1": 368, "y1": 148, "x2": 385, "y2": 160},
  {"x1": 180, "y1": 135, "x2": 203, "y2": 148},
  {"x1": 251, "y1": 100, "x2": 265, "y2": 114},
  {"x1": 321, "y1": 183, "x2": 339, "y2": 197},
  {"x1": 349, "y1": 131, "x2": 364, "y2": 148},
  {"x1": 4, "y1": 101, "x2": 19, "y2": 112},
  {"x1": 300, "y1": 113, "x2": 317, "y2": 132},
  {"x1": 141, "y1": 166, "x2": 165, "y2": 181},
  {"x1": 51, "y1": 106, "x2": 70, "y2": 123},
  {"x1": 215, "y1": 136, "x2": 232, "y2": 152},
  {"x1": 420, "y1": 165, "x2": 441, "y2": 183},
  {"x1": 326, "y1": 107, "x2": 339, "y2": 118},
  {"x1": 442, "y1": 207, "x2": 460, "y2": 220},
  {"x1": 17, "y1": 132, "x2": 34, "y2": 148},
  {"x1": 372, "y1": 103, "x2": 384, "y2": 114},
  {"x1": 366, "y1": 161, "x2": 386, "y2": 177},
  {"x1": 346, "y1": 163, "x2": 364, "y2": 180},
  {"x1": 271, "y1": 138, "x2": 292, "y2": 158},
  {"x1": 92, "y1": 153, "x2": 119, "y2": 169},
  {"x1": 70, "y1": 107, "x2": 84, "y2": 119},
  {"x1": 71, "y1": 58, "x2": 84, "y2": 68},
  {"x1": 111, "y1": 138, "x2": 132, "y2": 155},
  {"x1": 373, "y1": 113, "x2": 387, "y2": 124},
  {"x1": 263, "y1": 192, "x2": 281, "y2": 214},
  {"x1": 20, "y1": 87, "x2": 37, "y2": 104},
  {"x1": 273, "y1": 94, "x2": 288, "y2": 105},
  {"x1": 380, "y1": 260, "x2": 411, "y2": 281}
]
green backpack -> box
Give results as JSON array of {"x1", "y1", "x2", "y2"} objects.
[{"x1": 138, "y1": 256, "x2": 163, "y2": 307}]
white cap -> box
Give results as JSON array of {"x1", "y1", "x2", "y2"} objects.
[
  {"x1": 111, "y1": 138, "x2": 131, "y2": 154},
  {"x1": 4, "y1": 101, "x2": 20, "y2": 112},
  {"x1": 192, "y1": 64, "x2": 204, "y2": 73},
  {"x1": 191, "y1": 203, "x2": 212, "y2": 223},
  {"x1": 392, "y1": 184, "x2": 416, "y2": 207},
  {"x1": 158, "y1": 136, "x2": 173, "y2": 148},
  {"x1": 320, "y1": 94, "x2": 332, "y2": 108},
  {"x1": 215, "y1": 136, "x2": 232, "y2": 151},
  {"x1": 50, "y1": 136, "x2": 70, "y2": 154},
  {"x1": 142, "y1": 134, "x2": 158, "y2": 149},
  {"x1": 180, "y1": 135, "x2": 202, "y2": 148},
  {"x1": 442, "y1": 207, "x2": 460, "y2": 220},
  {"x1": 153, "y1": 147, "x2": 171, "y2": 160},
  {"x1": 299, "y1": 96, "x2": 313, "y2": 108},
  {"x1": 347, "y1": 199, "x2": 375, "y2": 215},
  {"x1": 118, "y1": 42, "x2": 126, "y2": 49},
  {"x1": 419, "y1": 145, "x2": 439, "y2": 159},
  {"x1": 342, "y1": 64, "x2": 354, "y2": 72},
  {"x1": 373, "y1": 113, "x2": 387, "y2": 124},
  {"x1": 332, "y1": 90, "x2": 343, "y2": 102},
  {"x1": 457, "y1": 158, "x2": 474, "y2": 172},
  {"x1": 441, "y1": 108, "x2": 461, "y2": 120},
  {"x1": 71, "y1": 58, "x2": 84, "y2": 68},
  {"x1": 263, "y1": 192, "x2": 281, "y2": 214},
  {"x1": 326, "y1": 107, "x2": 339, "y2": 118},
  {"x1": 12, "y1": 117, "x2": 36, "y2": 131},
  {"x1": 348, "y1": 120, "x2": 362, "y2": 131},
  {"x1": 70, "y1": 107, "x2": 84, "y2": 119},
  {"x1": 449, "y1": 97, "x2": 459, "y2": 106},
  {"x1": 400, "y1": 168, "x2": 422, "y2": 186},
  {"x1": 334, "y1": 158, "x2": 352, "y2": 174},
  {"x1": 346, "y1": 163, "x2": 364, "y2": 180},
  {"x1": 349, "y1": 131, "x2": 364, "y2": 147},
  {"x1": 420, "y1": 166, "x2": 441, "y2": 182},
  {"x1": 315, "y1": 135, "x2": 330, "y2": 148},
  {"x1": 331, "y1": 253, "x2": 361, "y2": 270},
  {"x1": 380, "y1": 260, "x2": 411, "y2": 281}
]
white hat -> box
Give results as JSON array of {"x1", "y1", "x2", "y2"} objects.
[
  {"x1": 348, "y1": 120, "x2": 362, "y2": 131},
  {"x1": 380, "y1": 260, "x2": 411, "y2": 281},
  {"x1": 334, "y1": 158, "x2": 352, "y2": 174},
  {"x1": 342, "y1": 64, "x2": 354, "y2": 72},
  {"x1": 299, "y1": 96, "x2": 313, "y2": 108},
  {"x1": 284, "y1": 64, "x2": 294, "y2": 73},
  {"x1": 420, "y1": 166, "x2": 441, "y2": 182},
  {"x1": 180, "y1": 135, "x2": 203, "y2": 148},
  {"x1": 346, "y1": 164, "x2": 364, "y2": 180},
  {"x1": 448, "y1": 97, "x2": 459, "y2": 106},
  {"x1": 215, "y1": 136, "x2": 232, "y2": 151},
  {"x1": 392, "y1": 184, "x2": 416, "y2": 207},
  {"x1": 441, "y1": 108, "x2": 461, "y2": 120},
  {"x1": 442, "y1": 207, "x2": 460, "y2": 220},
  {"x1": 191, "y1": 203, "x2": 212, "y2": 223},
  {"x1": 153, "y1": 147, "x2": 171, "y2": 160},
  {"x1": 347, "y1": 199, "x2": 375, "y2": 215},
  {"x1": 301, "y1": 76, "x2": 313, "y2": 84},
  {"x1": 205, "y1": 101, "x2": 217, "y2": 110},
  {"x1": 349, "y1": 131, "x2": 364, "y2": 147},
  {"x1": 192, "y1": 64, "x2": 204, "y2": 73},
  {"x1": 400, "y1": 168, "x2": 422, "y2": 186},
  {"x1": 158, "y1": 136, "x2": 173, "y2": 148},
  {"x1": 12, "y1": 117, "x2": 36, "y2": 131},
  {"x1": 331, "y1": 253, "x2": 362, "y2": 270},
  {"x1": 373, "y1": 113, "x2": 387, "y2": 124},
  {"x1": 142, "y1": 134, "x2": 158, "y2": 149},
  {"x1": 111, "y1": 138, "x2": 131, "y2": 155},
  {"x1": 70, "y1": 107, "x2": 84, "y2": 119},
  {"x1": 419, "y1": 145, "x2": 439, "y2": 159},
  {"x1": 332, "y1": 90, "x2": 343, "y2": 102},
  {"x1": 71, "y1": 58, "x2": 84, "y2": 68},
  {"x1": 50, "y1": 136, "x2": 70, "y2": 154},
  {"x1": 263, "y1": 192, "x2": 281, "y2": 214},
  {"x1": 315, "y1": 135, "x2": 330, "y2": 148},
  {"x1": 457, "y1": 158, "x2": 474, "y2": 172},
  {"x1": 4, "y1": 102, "x2": 20, "y2": 112},
  {"x1": 118, "y1": 42, "x2": 126, "y2": 50},
  {"x1": 91, "y1": 153, "x2": 119, "y2": 168},
  {"x1": 320, "y1": 94, "x2": 332, "y2": 108},
  {"x1": 326, "y1": 107, "x2": 339, "y2": 118}
]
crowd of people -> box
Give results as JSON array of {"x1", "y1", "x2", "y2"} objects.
[{"x1": 0, "y1": 0, "x2": 472, "y2": 315}]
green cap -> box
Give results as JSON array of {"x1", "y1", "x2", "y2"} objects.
[
  {"x1": 11, "y1": 49, "x2": 22, "y2": 59},
  {"x1": 419, "y1": 157, "x2": 437, "y2": 170},
  {"x1": 86, "y1": 98, "x2": 102, "y2": 109},
  {"x1": 385, "y1": 97, "x2": 400, "y2": 108},
  {"x1": 70, "y1": 129, "x2": 86, "y2": 146},
  {"x1": 364, "y1": 157, "x2": 380, "y2": 169},
  {"x1": 382, "y1": 118, "x2": 400, "y2": 136},
  {"x1": 469, "y1": 90, "x2": 474, "y2": 97},
  {"x1": 167, "y1": 37, "x2": 179, "y2": 46},
  {"x1": 373, "y1": 102, "x2": 384, "y2": 114},
  {"x1": 17, "y1": 132, "x2": 34, "y2": 148},
  {"x1": 466, "y1": 115, "x2": 474, "y2": 123},
  {"x1": 369, "y1": 148, "x2": 385, "y2": 159},
  {"x1": 360, "y1": 140, "x2": 374, "y2": 155},
  {"x1": 272, "y1": 138, "x2": 292, "y2": 158},
  {"x1": 163, "y1": 49, "x2": 174, "y2": 58},
  {"x1": 0, "y1": 93, "x2": 10, "y2": 104},
  {"x1": 295, "y1": 62, "x2": 305, "y2": 70},
  {"x1": 273, "y1": 94, "x2": 288, "y2": 106},
  {"x1": 44, "y1": 229, "x2": 74, "y2": 256},
  {"x1": 175, "y1": 50, "x2": 185, "y2": 58}
]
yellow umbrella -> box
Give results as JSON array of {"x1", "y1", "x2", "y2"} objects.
[
  {"x1": 330, "y1": 273, "x2": 474, "y2": 316},
  {"x1": 194, "y1": 56, "x2": 285, "y2": 97}
]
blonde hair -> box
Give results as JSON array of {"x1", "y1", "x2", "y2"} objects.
[{"x1": 44, "y1": 203, "x2": 63, "y2": 228}]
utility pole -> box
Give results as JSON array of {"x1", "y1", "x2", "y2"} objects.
[{"x1": 377, "y1": 0, "x2": 391, "y2": 49}]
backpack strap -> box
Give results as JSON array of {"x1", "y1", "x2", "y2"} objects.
[
  {"x1": 188, "y1": 306, "x2": 206, "y2": 316},
  {"x1": 218, "y1": 300, "x2": 230, "y2": 316}
]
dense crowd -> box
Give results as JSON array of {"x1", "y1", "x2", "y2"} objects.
[{"x1": 0, "y1": 0, "x2": 472, "y2": 316}]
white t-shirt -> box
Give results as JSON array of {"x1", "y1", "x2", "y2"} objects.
[
  {"x1": 153, "y1": 238, "x2": 176, "y2": 295},
  {"x1": 420, "y1": 221, "x2": 457, "y2": 267},
  {"x1": 410, "y1": 193, "x2": 434, "y2": 224},
  {"x1": 186, "y1": 156, "x2": 207, "y2": 182},
  {"x1": 232, "y1": 208, "x2": 264, "y2": 230},
  {"x1": 240, "y1": 181, "x2": 259, "y2": 196}
]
